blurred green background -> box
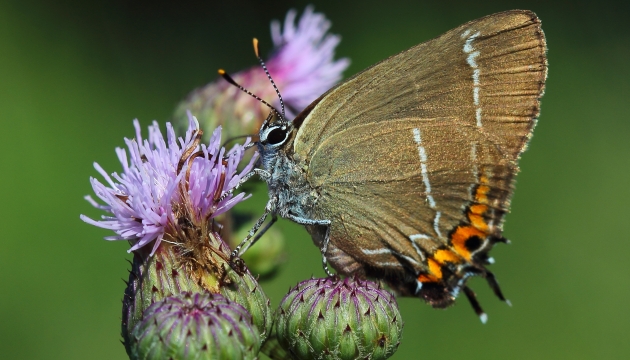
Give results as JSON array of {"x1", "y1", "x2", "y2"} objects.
[{"x1": 1, "y1": 0, "x2": 628, "y2": 359}]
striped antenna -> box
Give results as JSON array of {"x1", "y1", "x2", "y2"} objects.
[
  {"x1": 217, "y1": 69, "x2": 283, "y2": 120},
  {"x1": 252, "y1": 38, "x2": 286, "y2": 120}
]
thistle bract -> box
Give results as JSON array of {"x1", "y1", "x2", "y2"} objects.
[
  {"x1": 129, "y1": 292, "x2": 260, "y2": 360},
  {"x1": 275, "y1": 276, "x2": 403, "y2": 360}
]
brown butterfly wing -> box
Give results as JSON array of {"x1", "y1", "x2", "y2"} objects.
[
  {"x1": 294, "y1": 10, "x2": 546, "y2": 160},
  {"x1": 291, "y1": 10, "x2": 547, "y2": 304}
]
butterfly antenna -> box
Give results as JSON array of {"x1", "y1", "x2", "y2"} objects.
[
  {"x1": 252, "y1": 38, "x2": 286, "y2": 120},
  {"x1": 217, "y1": 69, "x2": 283, "y2": 119}
]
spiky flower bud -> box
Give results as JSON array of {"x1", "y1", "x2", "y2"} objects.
[
  {"x1": 275, "y1": 276, "x2": 403, "y2": 360},
  {"x1": 129, "y1": 292, "x2": 260, "y2": 360}
]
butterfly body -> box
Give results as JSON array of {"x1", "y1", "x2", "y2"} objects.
[{"x1": 250, "y1": 10, "x2": 547, "y2": 315}]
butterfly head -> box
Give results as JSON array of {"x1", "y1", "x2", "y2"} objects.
[{"x1": 257, "y1": 111, "x2": 296, "y2": 172}]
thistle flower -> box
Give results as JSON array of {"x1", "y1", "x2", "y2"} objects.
[
  {"x1": 82, "y1": 114, "x2": 273, "y2": 349},
  {"x1": 173, "y1": 5, "x2": 350, "y2": 139},
  {"x1": 129, "y1": 292, "x2": 260, "y2": 360},
  {"x1": 274, "y1": 276, "x2": 403, "y2": 360},
  {"x1": 81, "y1": 113, "x2": 255, "y2": 256}
]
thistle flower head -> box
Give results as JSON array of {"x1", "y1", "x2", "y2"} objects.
[
  {"x1": 267, "y1": 5, "x2": 350, "y2": 117},
  {"x1": 81, "y1": 112, "x2": 257, "y2": 256},
  {"x1": 173, "y1": 5, "x2": 350, "y2": 138},
  {"x1": 275, "y1": 276, "x2": 403, "y2": 360},
  {"x1": 129, "y1": 292, "x2": 260, "y2": 360}
]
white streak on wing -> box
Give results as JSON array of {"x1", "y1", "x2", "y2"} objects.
[
  {"x1": 433, "y1": 211, "x2": 443, "y2": 238},
  {"x1": 415, "y1": 280, "x2": 423, "y2": 294},
  {"x1": 399, "y1": 254, "x2": 420, "y2": 266},
  {"x1": 361, "y1": 247, "x2": 420, "y2": 267},
  {"x1": 413, "y1": 128, "x2": 422, "y2": 144},
  {"x1": 420, "y1": 163, "x2": 433, "y2": 197},
  {"x1": 361, "y1": 248, "x2": 392, "y2": 255},
  {"x1": 467, "y1": 51, "x2": 480, "y2": 69},
  {"x1": 374, "y1": 261, "x2": 402, "y2": 268},
  {"x1": 476, "y1": 108, "x2": 482, "y2": 127},
  {"x1": 418, "y1": 145, "x2": 427, "y2": 163},
  {"x1": 407, "y1": 235, "x2": 427, "y2": 261},
  {"x1": 473, "y1": 77, "x2": 480, "y2": 104},
  {"x1": 472, "y1": 68, "x2": 480, "y2": 87},
  {"x1": 463, "y1": 30, "x2": 483, "y2": 127},
  {"x1": 471, "y1": 143, "x2": 479, "y2": 183},
  {"x1": 463, "y1": 31, "x2": 479, "y2": 52},
  {"x1": 409, "y1": 234, "x2": 430, "y2": 241},
  {"x1": 412, "y1": 128, "x2": 436, "y2": 209}
]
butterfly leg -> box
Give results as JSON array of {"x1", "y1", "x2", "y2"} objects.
[
  {"x1": 287, "y1": 214, "x2": 333, "y2": 276},
  {"x1": 231, "y1": 199, "x2": 274, "y2": 258},
  {"x1": 320, "y1": 226, "x2": 333, "y2": 276},
  {"x1": 218, "y1": 168, "x2": 271, "y2": 203},
  {"x1": 240, "y1": 214, "x2": 278, "y2": 255}
]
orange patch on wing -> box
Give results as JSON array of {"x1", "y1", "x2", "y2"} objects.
[
  {"x1": 447, "y1": 175, "x2": 496, "y2": 261},
  {"x1": 468, "y1": 213, "x2": 489, "y2": 232},
  {"x1": 418, "y1": 256, "x2": 452, "y2": 284},
  {"x1": 475, "y1": 185, "x2": 490, "y2": 204},
  {"x1": 434, "y1": 249, "x2": 461, "y2": 264},
  {"x1": 451, "y1": 225, "x2": 486, "y2": 260},
  {"x1": 417, "y1": 274, "x2": 439, "y2": 283},
  {"x1": 470, "y1": 204, "x2": 487, "y2": 215},
  {"x1": 427, "y1": 258, "x2": 443, "y2": 279}
]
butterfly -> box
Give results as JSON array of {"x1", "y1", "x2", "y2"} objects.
[{"x1": 225, "y1": 10, "x2": 547, "y2": 321}]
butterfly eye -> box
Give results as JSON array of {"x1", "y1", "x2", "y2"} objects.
[{"x1": 265, "y1": 127, "x2": 288, "y2": 145}]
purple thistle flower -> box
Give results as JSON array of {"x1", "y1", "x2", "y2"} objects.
[
  {"x1": 267, "y1": 5, "x2": 350, "y2": 117},
  {"x1": 173, "y1": 5, "x2": 350, "y2": 137},
  {"x1": 81, "y1": 112, "x2": 258, "y2": 255}
]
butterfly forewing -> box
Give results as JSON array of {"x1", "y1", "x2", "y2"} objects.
[{"x1": 290, "y1": 10, "x2": 546, "y2": 305}]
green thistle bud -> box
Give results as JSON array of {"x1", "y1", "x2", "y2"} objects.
[
  {"x1": 122, "y1": 244, "x2": 206, "y2": 351},
  {"x1": 129, "y1": 292, "x2": 260, "y2": 360},
  {"x1": 275, "y1": 276, "x2": 403, "y2": 360},
  {"x1": 121, "y1": 232, "x2": 273, "y2": 352}
]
